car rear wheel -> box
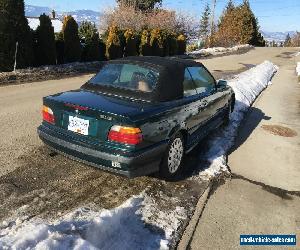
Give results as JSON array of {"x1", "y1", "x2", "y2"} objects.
[{"x1": 160, "y1": 133, "x2": 184, "y2": 180}]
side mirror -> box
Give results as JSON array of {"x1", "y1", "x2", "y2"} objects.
[{"x1": 217, "y1": 79, "x2": 227, "y2": 88}]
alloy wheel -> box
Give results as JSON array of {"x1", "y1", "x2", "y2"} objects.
[{"x1": 167, "y1": 137, "x2": 184, "y2": 174}]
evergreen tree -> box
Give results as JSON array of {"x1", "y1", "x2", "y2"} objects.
[
  {"x1": 35, "y1": 14, "x2": 56, "y2": 66},
  {"x1": 63, "y1": 16, "x2": 81, "y2": 63},
  {"x1": 254, "y1": 32, "x2": 266, "y2": 47},
  {"x1": 177, "y1": 34, "x2": 186, "y2": 55},
  {"x1": 0, "y1": 0, "x2": 33, "y2": 71},
  {"x1": 139, "y1": 29, "x2": 152, "y2": 56},
  {"x1": 162, "y1": 31, "x2": 170, "y2": 56},
  {"x1": 226, "y1": 0, "x2": 235, "y2": 12},
  {"x1": 106, "y1": 25, "x2": 123, "y2": 60},
  {"x1": 16, "y1": 23, "x2": 34, "y2": 69},
  {"x1": 124, "y1": 29, "x2": 138, "y2": 56},
  {"x1": 79, "y1": 21, "x2": 103, "y2": 61},
  {"x1": 0, "y1": 1, "x2": 15, "y2": 71},
  {"x1": 150, "y1": 29, "x2": 164, "y2": 56},
  {"x1": 284, "y1": 34, "x2": 292, "y2": 47},
  {"x1": 199, "y1": 4, "x2": 210, "y2": 41},
  {"x1": 215, "y1": 0, "x2": 265, "y2": 46},
  {"x1": 168, "y1": 33, "x2": 178, "y2": 56},
  {"x1": 237, "y1": 0, "x2": 255, "y2": 44},
  {"x1": 14, "y1": 0, "x2": 34, "y2": 69},
  {"x1": 55, "y1": 32, "x2": 65, "y2": 64},
  {"x1": 218, "y1": 0, "x2": 235, "y2": 26},
  {"x1": 215, "y1": 0, "x2": 238, "y2": 46},
  {"x1": 79, "y1": 21, "x2": 96, "y2": 41},
  {"x1": 241, "y1": 1, "x2": 265, "y2": 46}
]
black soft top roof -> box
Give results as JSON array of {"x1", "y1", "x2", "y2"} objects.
[
  {"x1": 83, "y1": 56, "x2": 204, "y2": 102},
  {"x1": 117, "y1": 56, "x2": 202, "y2": 68}
]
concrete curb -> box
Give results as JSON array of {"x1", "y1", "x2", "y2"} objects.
[{"x1": 177, "y1": 185, "x2": 212, "y2": 250}]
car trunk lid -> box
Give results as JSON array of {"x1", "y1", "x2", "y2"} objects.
[{"x1": 43, "y1": 89, "x2": 157, "y2": 142}]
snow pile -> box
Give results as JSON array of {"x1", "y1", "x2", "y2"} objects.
[
  {"x1": 198, "y1": 60, "x2": 278, "y2": 179},
  {"x1": 187, "y1": 44, "x2": 252, "y2": 57},
  {"x1": 296, "y1": 62, "x2": 300, "y2": 76},
  {"x1": 0, "y1": 193, "x2": 187, "y2": 250}
]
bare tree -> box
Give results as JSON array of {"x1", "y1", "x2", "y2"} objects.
[{"x1": 99, "y1": 5, "x2": 196, "y2": 39}]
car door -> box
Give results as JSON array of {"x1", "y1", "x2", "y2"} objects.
[
  {"x1": 181, "y1": 68, "x2": 211, "y2": 147},
  {"x1": 187, "y1": 66, "x2": 225, "y2": 136}
]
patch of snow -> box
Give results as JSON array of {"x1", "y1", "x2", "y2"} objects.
[
  {"x1": 51, "y1": 19, "x2": 63, "y2": 33},
  {"x1": 187, "y1": 44, "x2": 252, "y2": 56},
  {"x1": 294, "y1": 52, "x2": 300, "y2": 57},
  {"x1": 296, "y1": 62, "x2": 300, "y2": 76},
  {"x1": 197, "y1": 60, "x2": 278, "y2": 180},
  {"x1": 0, "y1": 192, "x2": 187, "y2": 249},
  {"x1": 27, "y1": 18, "x2": 40, "y2": 31}
]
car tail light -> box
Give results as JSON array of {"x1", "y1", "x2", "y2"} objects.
[
  {"x1": 108, "y1": 125, "x2": 142, "y2": 145},
  {"x1": 42, "y1": 105, "x2": 55, "y2": 124}
]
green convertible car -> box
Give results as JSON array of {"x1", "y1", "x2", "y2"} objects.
[{"x1": 38, "y1": 57, "x2": 235, "y2": 179}]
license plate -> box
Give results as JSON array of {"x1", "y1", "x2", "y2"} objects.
[{"x1": 68, "y1": 116, "x2": 89, "y2": 135}]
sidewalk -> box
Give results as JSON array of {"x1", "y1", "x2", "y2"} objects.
[
  {"x1": 187, "y1": 49, "x2": 300, "y2": 249},
  {"x1": 189, "y1": 179, "x2": 300, "y2": 250}
]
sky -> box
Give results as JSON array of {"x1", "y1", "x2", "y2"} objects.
[{"x1": 25, "y1": 0, "x2": 300, "y2": 32}]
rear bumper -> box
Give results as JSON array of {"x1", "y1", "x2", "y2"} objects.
[{"x1": 37, "y1": 124, "x2": 167, "y2": 178}]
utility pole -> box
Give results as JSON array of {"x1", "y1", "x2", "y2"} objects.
[{"x1": 210, "y1": 0, "x2": 216, "y2": 36}]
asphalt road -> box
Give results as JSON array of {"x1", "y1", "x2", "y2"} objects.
[{"x1": 0, "y1": 74, "x2": 93, "y2": 176}]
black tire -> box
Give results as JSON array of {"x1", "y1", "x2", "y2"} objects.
[{"x1": 159, "y1": 133, "x2": 185, "y2": 180}]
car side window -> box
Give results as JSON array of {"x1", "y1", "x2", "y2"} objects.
[
  {"x1": 187, "y1": 67, "x2": 215, "y2": 95},
  {"x1": 183, "y1": 69, "x2": 197, "y2": 97}
]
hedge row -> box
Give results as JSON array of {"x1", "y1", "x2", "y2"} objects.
[
  {"x1": 105, "y1": 26, "x2": 187, "y2": 60},
  {"x1": 54, "y1": 17, "x2": 106, "y2": 66},
  {"x1": 1, "y1": 12, "x2": 186, "y2": 72}
]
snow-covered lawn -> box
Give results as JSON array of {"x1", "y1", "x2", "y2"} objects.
[
  {"x1": 0, "y1": 61, "x2": 278, "y2": 250},
  {"x1": 187, "y1": 44, "x2": 252, "y2": 57}
]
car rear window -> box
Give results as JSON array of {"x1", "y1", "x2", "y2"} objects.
[{"x1": 88, "y1": 63, "x2": 159, "y2": 92}]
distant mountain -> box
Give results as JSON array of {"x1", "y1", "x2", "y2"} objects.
[
  {"x1": 25, "y1": 5, "x2": 101, "y2": 25},
  {"x1": 62, "y1": 9, "x2": 101, "y2": 24},
  {"x1": 261, "y1": 31, "x2": 297, "y2": 43},
  {"x1": 25, "y1": 5, "x2": 52, "y2": 17}
]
